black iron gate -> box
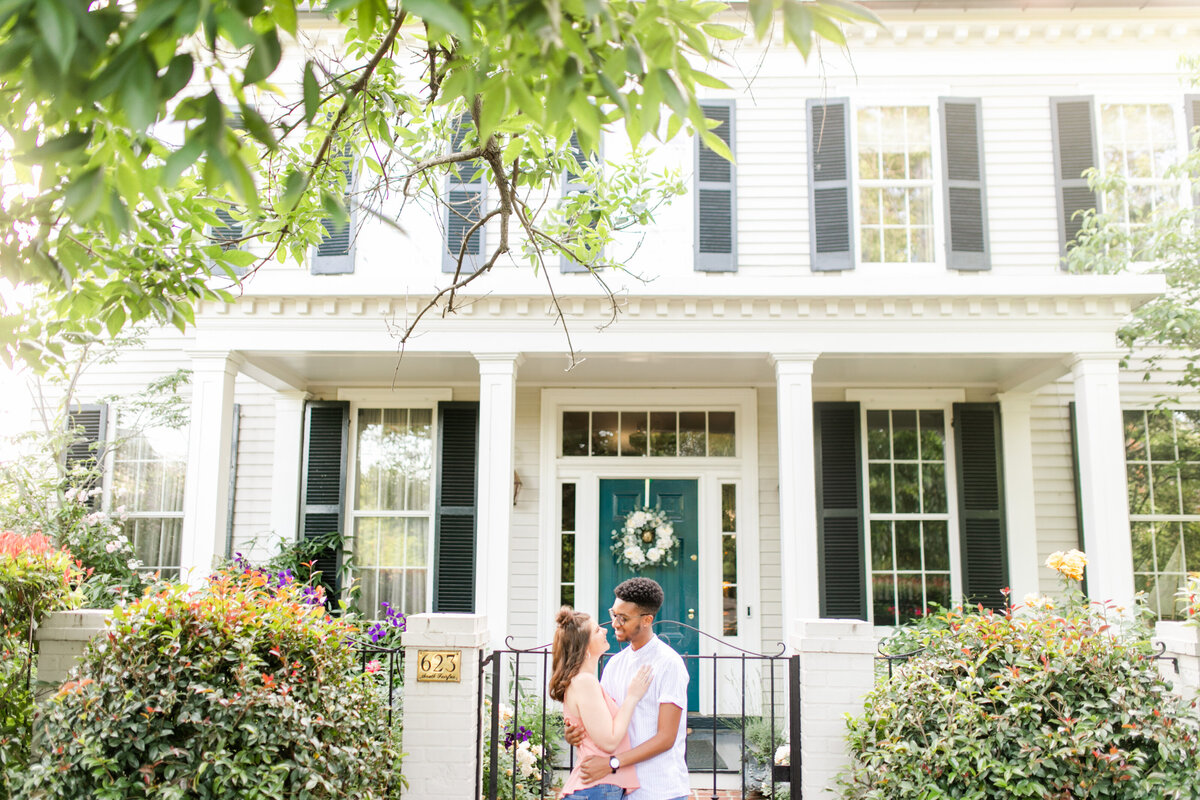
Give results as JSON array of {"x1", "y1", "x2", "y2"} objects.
[{"x1": 478, "y1": 620, "x2": 801, "y2": 799}]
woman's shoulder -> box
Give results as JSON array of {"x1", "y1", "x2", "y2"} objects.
[{"x1": 569, "y1": 671, "x2": 601, "y2": 689}]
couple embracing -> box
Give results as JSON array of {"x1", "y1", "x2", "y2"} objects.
[{"x1": 549, "y1": 577, "x2": 689, "y2": 800}]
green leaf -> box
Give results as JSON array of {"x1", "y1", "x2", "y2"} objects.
[
  {"x1": 701, "y1": 23, "x2": 745, "y2": 41},
  {"x1": 163, "y1": 136, "x2": 205, "y2": 185},
  {"x1": 280, "y1": 169, "x2": 306, "y2": 212},
  {"x1": 243, "y1": 28, "x2": 282, "y2": 85},
  {"x1": 64, "y1": 167, "x2": 105, "y2": 223},
  {"x1": 273, "y1": 0, "x2": 298, "y2": 37},
  {"x1": 19, "y1": 131, "x2": 90, "y2": 164},
  {"x1": 35, "y1": 0, "x2": 77, "y2": 73},
  {"x1": 302, "y1": 61, "x2": 320, "y2": 125},
  {"x1": 105, "y1": 304, "x2": 126, "y2": 338},
  {"x1": 160, "y1": 54, "x2": 194, "y2": 101},
  {"x1": 403, "y1": 0, "x2": 469, "y2": 40},
  {"x1": 238, "y1": 103, "x2": 276, "y2": 149},
  {"x1": 119, "y1": 54, "x2": 158, "y2": 131},
  {"x1": 748, "y1": 0, "x2": 773, "y2": 40}
]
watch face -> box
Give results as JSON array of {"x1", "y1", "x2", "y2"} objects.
[{"x1": 609, "y1": 757, "x2": 619, "y2": 769}]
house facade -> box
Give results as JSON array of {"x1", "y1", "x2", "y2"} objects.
[{"x1": 50, "y1": 1, "x2": 1200, "y2": 673}]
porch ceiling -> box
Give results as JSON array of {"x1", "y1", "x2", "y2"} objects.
[{"x1": 238, "y1": 351, "x2": 1072, "y2": 394}]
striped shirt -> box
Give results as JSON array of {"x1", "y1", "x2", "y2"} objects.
[{"x1": 600, "y1": 635, "x2": 689, "y2": 800}]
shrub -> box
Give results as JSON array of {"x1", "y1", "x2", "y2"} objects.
[
  {"x1": 0, "y1": 531, "x2": 83, "y2": 800},
  {"x1": 19, "y1": 569, "x2": 401, "y2": 799},
  {"x1": 482, "y1": 687, "x2": 563, "y2": 800},
  {"x1": 841, "y1": 553, "x2": 1200, "y2": 799},
  {"x1": 1179, "y1": 572, "x2": 1200, "y2": 624}
]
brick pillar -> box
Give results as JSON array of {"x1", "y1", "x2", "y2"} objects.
[
  {"x1": 400, "y1": 613, "x2": 490, "y2": 798},
  {"x1": 34, "y1": 610, "x2": 112, "y2": 698},
  {"x1": 791, "y1": 619, "x2": 876, "y2": 799},
  {"x1": 1155, "y1": 620, "x2": 1200, "y2": 703}
]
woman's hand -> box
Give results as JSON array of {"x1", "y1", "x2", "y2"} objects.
[{"x1": 626, "y1": 665, "x2": 653, "y2": 702}]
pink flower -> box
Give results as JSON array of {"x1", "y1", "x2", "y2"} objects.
[{"x1": 365, "y1": 660, "x2": 382, "y2": 674}]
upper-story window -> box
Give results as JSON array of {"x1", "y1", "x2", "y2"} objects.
[
  {"x1": 694, "y1": 100, "x2": 737, "y2": 272},
  {"x1": 809, "y1": 97, "x2": 988, "y2": 272},
  {"x1": 1099, "y1": 103, "x2": 1182, "y2": 238},
  {"x1": 442, "y1": 117, "x2": 487, "y2": 274},
  {"x1": 856, "y1": 106, "x2": 935, "y2": 264}
]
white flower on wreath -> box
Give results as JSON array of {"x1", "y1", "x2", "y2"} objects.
[
  {"x1": 647, "y1": 547, "x2": 662, "y2": 563},
  {"x1": 612, "y1": 506, "x2": 679, "y2": 572}
]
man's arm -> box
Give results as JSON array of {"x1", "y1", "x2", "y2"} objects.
[{"x1": 578, "y1": 703, "x2": 683, "y2": 783}]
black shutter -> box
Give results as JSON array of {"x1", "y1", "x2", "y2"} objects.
[
  {"x1": 953, "y1": 403, "x2": 1009, "y2": 611},
  {"x1": 814, "y1": 402, "x2": 865, "y2": 619},
  {"x1": 443, "y1": 118, "x2": 487, "y2": 273},
  {"x1": 299, "y1": 401, "x2": 349, "y2": 598},
  {"x1": 1066, "y1": 402, "x2": 1090, "y2": 596},
  {"x1": 210, "y1": 207, "x2": 243, "y2": 251},
  {"x1": 1186, "y1": 95, "x2": 1200, "y2": 208},
  {"x1": 562, "y1": 131, "x2": 600, "y2": 273},
  {"x1": 1050, "y1": 97, "x2": 1098, "y2": 263},
  {"x1": 695, "y1": 100, "x2": 737, "y2": 272},
  {"x1": 65, "y1": 404, "x2": 107, "y2": 510},
  {"x1": 434, "y1": 401, "x2": 479, "y2": 612},
  {"x1": 940, "y1": 98, "x2": 990, "y2": 270},
  {"x1": 807, "y1": 98, "x2": 854, "y2": 271},
  {"x1": 312, "y1": 150, "x2": 355, "y2": 274}
]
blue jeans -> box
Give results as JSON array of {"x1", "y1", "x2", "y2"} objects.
[{"x1": 562, "y1": 785, "x2": 626, "y2": 800}]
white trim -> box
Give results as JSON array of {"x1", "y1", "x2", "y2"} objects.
[
  {"x1": 537, "y1": 388, "x2": 761, "y2": 671},
  {"x1": 846, "y1": 388, "x2": 965, "y2": 407},
  {"x1": 335, "y1": 388, "x2": 452, "y2": 404}
]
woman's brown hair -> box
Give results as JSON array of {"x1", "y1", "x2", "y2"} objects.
[{"x1": 549, "y1": 606, "x2": 592, "y2": 702}]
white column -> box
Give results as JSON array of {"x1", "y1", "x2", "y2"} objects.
[
  {"x1": 773, "y1": 354, "x2": 821, "y2": 624},
  {"x1": 268, "y1": 390, "x2": 309, "y2": 550},
  {"x1": 1071, "y1": 354, "x2": 1135, "y2": 606},
  {"x1": 791, "y1": 619, "x2": 876, "y2": 800},
  {"x1": 996, "y1": 393, "x2": 1039, "y2": 599},
  {"x1": 474, "y1": 353, "x2": 521, "y2": 646},
  {"x1": 180, "y1": 351, "x2": 241, "y2": 585},
  {"x1": 401, "y1": 614, "x2": 490, "y2": 798}
]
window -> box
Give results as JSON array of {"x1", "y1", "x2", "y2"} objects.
[
  {"x1": 111, "y1": 413, "x2": 188, "y2": 580},
  {"x1": 560, "y1": 482, "x2": 576, "y2": 607},
  {"x1": 442, "y1": 117, "x2": 486, "y2": 273},
  {"x1": 1124, "y1": 409, "x2": 1200, "y2": 619},
  {"x1": 1100, "y1": 103, "x2": 1183, "y2": 238},
  {"x1": 560, "y1": 410, "x2": 736, "y2": 457},
  {"x1": 856, "y1": 106, "x2": 935, "y2": 264},
  {"x1": 720, "y1": 483, "x2": 737, "y2": 636},
  {"x1": 351, "y1": 408, "x2": 434, "y2": 618},
  {"x1": 209, "y1": 207, "x2": 243, "y2": 251},
  {"x1": 311, "y1": 148, "x2": 356, "y2": 274},
  {"x1": 560, "y1": 132, "x2": 602, "y2": 272},
  {"x1": 865, "y1": 410, "x2": 952, "y2": 625}
]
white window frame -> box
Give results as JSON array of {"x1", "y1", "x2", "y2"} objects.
[
  {"x1": 340, "y1": 388, "x2": 450, "y2": 618},
  {"x1": 850, "y1": 98, "x2": 947, "y2": 275},
  {"x1": 848, "y1": 389, "x2": 964, "y2": 630}
]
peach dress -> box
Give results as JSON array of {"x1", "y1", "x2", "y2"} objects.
[{"x1": 559, "y1": 691, "x2": 639, "y2": 797}]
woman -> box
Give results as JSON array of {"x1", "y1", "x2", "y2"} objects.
[{"x1": 550, "y1": 606, "x2": 653, "y2": 799}]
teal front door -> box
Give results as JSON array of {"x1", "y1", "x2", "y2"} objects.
[{"x1": 598, "y1": 478, "x2": 700, "y2": 711}]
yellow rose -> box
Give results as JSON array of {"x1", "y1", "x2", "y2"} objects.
[{"x1": 1046, "y1": 549, "x2": 1087, "y2": 581}]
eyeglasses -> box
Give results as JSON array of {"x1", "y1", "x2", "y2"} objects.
[{"x1": 608, "y1": 611, "x2": 647, "y2": 625}]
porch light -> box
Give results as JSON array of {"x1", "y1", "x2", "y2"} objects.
[{"x1": 513, "y1": 470, "x2": 523, "y2": 506}]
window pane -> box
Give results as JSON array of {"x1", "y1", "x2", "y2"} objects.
[
  {"x1": 919, "y1": 411, "x2": 945, "y2": 460},
  {"x1": 1148, "y1": 410, "x2": 1174, "y2": 461},
  {"x1": 561, "y1": 533, "x2": 575, "y2": 584},
  {"x1": 872, "y1": 573, "x2": 896, "y2": 626},
  {"x1": 650, "y1": 411, "x2": 677, "y2": 456},
  {"x1": 1156, "y1": 522, "x2": 1184, "y2": 572},
  {"x1": 1177, "y1": 411, "x2": 1200, "y2": 462},
  {"x1": 1131, "y1": 521, "x2": 1155, "y2": 573},
  {"x1": 721, "y1": 483, "x2": 737, "y2": 533},
  {"x1": 561, "y1": 585, "x2": 575, "y2": 608},
  {"x1": 620, "y1": 411, "x2": 648, "y2": 456},
  {"x1": 869, "y1": 463, "x2": 893, "y2": 513},
  {"x1": 561, "y1": 483, "x2": 576, "y2": 532},
  {"x1": 925, "y1": 572, "x2": 951, "y2": 611},
  {"x1": 722, "y1": 582, "x2": 738, "y2": 636},
  {"x1": 922, "y1": 462, "x2": 947, "y2": 514},
  {"x1": 894, "y1": 463, "x2": 920, "y2": 514},
  {"x1": 708, "y1": 411, "x2": 736, "y2": 457},
  {"x1": 592, "y1": 411, "x2": 619, "y2": 456},
  {"x1": 923, "y1": 521, "x2": 949, "y2": 571},
  {"x1": 404, "y1": 568, "x2": 426, "y2": 613},
  {"x1": 562, "y1": 412, "x2": 589, "y2": 456},
  {"x1": 871, "y1": 521, "x2": 893, "y2": 571},
  {"x1": 1128, "y1": 463, "x2": 1151, "y2": 516},
  {"x1": 892, "y1": 410, "x2": 918, "y2": 460},
  {"x1": 895, "y1": 520, "x2": 921, "y2": 570},
  {"x1": 896, "y1": 574, "x2": 924, "y2": 623},
  {"x1": 1153, "y1": 468, "x2": 1180, "y2": 515},
  {"x1": 867, "y1": 411, "x2": 890, "y2": 459},
  {"x1": 1184, "y1": 522, "x2": 1200, "y2": 572},
  {"x1": 679, "y1": 411, "x2": 706, "y2": 457}
]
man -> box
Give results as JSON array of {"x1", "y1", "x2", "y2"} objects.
[{"x1": 564, "y1": 577, "x2": 689, "y2": 800}]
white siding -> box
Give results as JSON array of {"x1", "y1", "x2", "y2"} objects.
[
  {"x1": 229, "y1": 376, "x2": 282, "y2": 561},
  {"x1": 1030, "y1": 380, "x2": 1082, "y2": 595}
]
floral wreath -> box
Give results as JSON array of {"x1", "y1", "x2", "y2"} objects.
[{"x1": 611, "y1": 507, "x2": 679, "y2": 571}]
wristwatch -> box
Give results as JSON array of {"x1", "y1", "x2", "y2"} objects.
[{"x1": 609, "y1": 756, "x2": 621, "y2": 773}]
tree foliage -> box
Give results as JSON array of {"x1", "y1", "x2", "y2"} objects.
[{"x1": 0, "y1": 0, "x2": 876, "y2": 370}]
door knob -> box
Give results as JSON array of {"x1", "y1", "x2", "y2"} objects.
[
  {"x1": 687, "y1": 608, "x2": 695, "y2": 620},
  {"x1": 690, "y1": 554, "x2": 697, "y2": 561}
]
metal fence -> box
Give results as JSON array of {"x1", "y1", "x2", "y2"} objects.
[
  {"x1": 353, "y1": 640, "x2": 405, "y2": 731},
  {"x1": 478, "y1": 620, "x2": 800, "y2": 800}
]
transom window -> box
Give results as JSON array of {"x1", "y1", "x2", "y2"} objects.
[
  {"x1": 1124, "y1": 409, "x2": 1200, "y2": 619},
  {"x1": 351, "y1": 408, "x2": 434, "y2": 618},
  {"x1": 560, "y1": 410, "x2": 735, "y2": 457},
  {"x1": 856, "y1": 106, "x2": 934, "y2": 263},
  {"x1": 111, "y1": 412, "x2": 188, "y2": 580},
  {"x1": 865, "y1": 409, "x2": 951, "y2": 625},
  {"x1": 1100, "y1": 104, "x2": 1181, "y2": 238}
]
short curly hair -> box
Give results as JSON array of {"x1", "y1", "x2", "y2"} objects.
[{"x1": 614, "y1": 577, "x2": 664, "y2": 615}]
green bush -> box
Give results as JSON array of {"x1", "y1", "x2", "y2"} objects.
[
  {"x1": 0, "y1": 530, "x2": 82, "y2": 800},
  {"x1": 842, "y1": 578, "x2": 1200, "y2": 799},
  {"x1": 19, "y1": 569, "x2": 401, "y2": 799}
]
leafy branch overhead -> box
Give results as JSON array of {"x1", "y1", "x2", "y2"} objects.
[{"x1": 0, "y1": 0, "x2": 878, "y2": 370}]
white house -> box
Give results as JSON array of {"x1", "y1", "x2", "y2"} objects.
[{"x1": 49, "y1": 0, "x2": 1200, "y2": 679}]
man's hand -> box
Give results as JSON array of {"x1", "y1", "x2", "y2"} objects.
[
  {"x1": 580, "y1": 755, "x2": 610, "y2": 783},
  {"x1": 563, "y1": 718, "x2": 585, "y2": 747}
]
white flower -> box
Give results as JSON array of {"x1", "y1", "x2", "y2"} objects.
[
  {"x1": 105, "y1": 541, "x2": 118, "y2": 553},
  {"x1": 64, "y1": 487, "x2": 78, "y2": 502},
  {"x1": 774, "y1": 745, "x2": 790, "y2": 765},
  {"x1": 115, "y1": 505, "x2": 127, "y2": 516},
  {"x1": 647, "y1": 547, "x2": 662, "y2": 562},
  {"x1": 623, "y1": 546, "x2": 645, "y2": 564},
  {"x1": 629, "y1": 511, "x2": 646, "y2": 527},
  {"x1": 127, "y1": 559, "x2": 141, "y2": 570},
  {"x1": 499, "y1": 704, "x2": 514, "y2": 723},
  {"x1": 660, "y1": 523, "x2": 673, "y2": 536}
]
